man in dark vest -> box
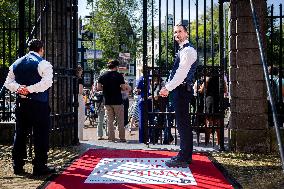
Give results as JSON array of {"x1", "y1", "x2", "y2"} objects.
[
  {"x1": 4, "y1": 39, "x2": 55, "y2": 175},
  {"x1": 160, "y1": 23, "x2": 197, "y2": 167}
]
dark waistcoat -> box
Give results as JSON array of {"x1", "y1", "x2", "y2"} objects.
[{"x1": 13, "y1": 53, "x2": 49, "y2": 102}]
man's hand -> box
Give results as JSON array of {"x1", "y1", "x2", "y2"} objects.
[
  {"x1": 159, "y1": 87, "x2": 169, "y2": 97},
  {"x1": 154, "y1": 95, "x2": 159, "y2": 100},
  {"x1": 17, "y1": 85, "x2": 29, "y2": 96}
]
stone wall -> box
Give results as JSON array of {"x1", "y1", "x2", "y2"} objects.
[{"x1": 229, "y1": 0, "x2": 270, "y2": 153}]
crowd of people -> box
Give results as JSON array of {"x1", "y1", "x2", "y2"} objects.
[{"x1": 79, "y1": 68, "x2": 181, "y2": 145}]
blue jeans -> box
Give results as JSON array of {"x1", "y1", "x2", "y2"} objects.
[{"x1": 138, "y1": 99, "x2": 153, "y2": 143}]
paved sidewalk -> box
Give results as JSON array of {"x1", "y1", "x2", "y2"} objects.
[
  {"x1": 80, "y1": 125, "x2": 229, "y2": 153},
  {"x1": 81, "y1": 97, "x2": 230, "y2": 153}
]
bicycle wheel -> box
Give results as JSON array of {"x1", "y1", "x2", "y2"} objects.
[{"x1": 89, "y1": 114, "x2": 95, "y2": 126}]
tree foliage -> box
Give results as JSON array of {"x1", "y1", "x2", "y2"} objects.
[
  {"x1": 266, "y1": 5, "x2": 284, "y2": 68},
  {"x1": 84, "y1": 0, "x2": 141, "y2": 71},
  {"x1": 0, "y1": 0, "x2": 19, "y2": 68},
  {"x1": 156, "y1": 3, "x2": 229, "y2": 68},
  {"x1": 156, "y1": 27, "x2": 174, "y2": 67},
  {"x1": 84, "y1": 0, "x2": 155, "y2": 72},
  {"x1": 0, "y1": 0, "x2": 18, "y2": 22}
]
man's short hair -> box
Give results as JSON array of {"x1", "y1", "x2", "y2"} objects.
[
  {"x1": 107, "y1": 59, "x2": 120, "y2": 69},
  {"x1": 28, "y1": 39, "x2": 44, "y2": 52},
  {"x1": 175, "y1": 22, "x2": 188, "y2": 32}
]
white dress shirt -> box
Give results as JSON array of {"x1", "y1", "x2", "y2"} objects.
[
  {"x1": 165, "y1": 40, "x2": 197, "y2": 92},
  {"x1": 4, "y1": 51, "x2": 53, "y2": 93}
]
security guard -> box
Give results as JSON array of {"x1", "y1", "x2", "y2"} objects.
[
  {"x1": 4, "y1": 39, "x2": 55, "y2": 175},
  {"x1": 160, "y1": 23, "x2": 197, "y2": 167}
]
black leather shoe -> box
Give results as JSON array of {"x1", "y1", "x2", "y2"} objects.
[
  {"x1": 171, "y1": 154, "x2": 192, "y2": 161},
  {"x1": 171, "y1": 155, "x2": 180, "y2": 160},
  {"x1": 33, "y1": 166, "x2": 56, "y2": 176},
  {"x1": 165, "y1": 158, "x2": 191, "y2": 168},
  {"x1": 119, "y1": 139, "x2": 127, "y2": 143},
  {"x1": 14, "y1": 166, "x2": 25, "y2": 175}
]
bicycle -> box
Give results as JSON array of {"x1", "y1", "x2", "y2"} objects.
[{"x1": 85, "y1": 92, "x2": 104, "y2": 127}]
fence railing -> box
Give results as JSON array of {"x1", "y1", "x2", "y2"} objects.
[
  {"x1": 0, "y1": 0, "x2": 79, "y2": 147},
  {"x1": 250, "y1": 0, "x2": 284, "y2": 172},
  {"x1": 142, "y1": 0, "x2": 229, "y2": 149}
]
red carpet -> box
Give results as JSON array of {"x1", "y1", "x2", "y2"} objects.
[{"x1": 45, "y1": 149, "x2": 234, "y2": 189}]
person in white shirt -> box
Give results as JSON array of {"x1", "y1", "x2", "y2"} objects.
[
  {"x1": 4, "y1": 39, "x2": 55, "y2": 176},
  {"x1": 160, "y1": 23, "x2": 197, "y2": 168}
]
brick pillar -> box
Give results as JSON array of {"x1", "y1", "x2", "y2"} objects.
[{"x1": 229, "y1": 0, "x2": 269, "y2": 152}]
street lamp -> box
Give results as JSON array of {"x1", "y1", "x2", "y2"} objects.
[
  {"x1": 92, "y1": 0, "x2": 97, "y2": 83},
  {"x1": 83, "y1": 14, "x2": 96, "y2": 87},
  {"x1": 85, "y1": 0, "x2": 96, "y2": 83}
]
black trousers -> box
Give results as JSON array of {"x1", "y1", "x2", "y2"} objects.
[
  {"x1": 13, "y1": 98, "x2": 50, "y2": 168},
  {"x1": 172, "y1": 85, "x2": 193, "y2": 161}
]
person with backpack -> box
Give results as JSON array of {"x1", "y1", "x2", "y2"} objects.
[{"x1": 159, "y1": 23, "x2": 197, "y2": 167}]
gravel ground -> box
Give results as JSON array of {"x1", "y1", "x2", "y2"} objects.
[
  {"x1": 212, "y1": 152, "x2": 284, "y2": 189},
  {"x1": 0, "y1": 144, "x2": 84, "y2": 189}
]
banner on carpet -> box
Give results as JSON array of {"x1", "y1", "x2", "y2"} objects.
[{"x1": 85, "y1": 158, "x2": 197, "y2": 185}]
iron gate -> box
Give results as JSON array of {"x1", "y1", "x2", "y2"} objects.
[
  {"x1": 141, "y1": 0, "x2": 229, "y2": 150},
  {"x1": 0, "y1": 0, "x2": 79, "y2": 146},
  {"x1": 267, "y1": 3, "x2": 284, "y2": 127}
]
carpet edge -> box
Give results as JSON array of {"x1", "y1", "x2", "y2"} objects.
[
  {"x1": 208, "y1": 154, "x2": 243, "y2": 189},
  {"x1": 38, "y1": 146, "x2": 93, "y2": 189}
]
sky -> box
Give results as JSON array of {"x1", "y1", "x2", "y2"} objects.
[
  {"x1": 78, "y1": 0, "x2": 283, "y2": 22},
  {"x1": 78, "y1": 0, "x2": 89, "y2": 18}
]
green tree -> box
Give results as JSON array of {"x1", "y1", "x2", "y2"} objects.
[
  {"x1": 0, "y1": 0, "x2": 19, "y2": 68},
  {"x1": 156, "y1": 27, "x2": 174, "y2": 68},
  {"x1": 155, "y1": 3, "x2": 229, "y2": 69},
  {"x1": 0, "y1": 1, "x2": 37, "y2": 68},
  {"x1": 190, "y1": 4, "x2": 229, "y2": 66},
  {"x1": 266, "y1": 5, "x2": 284, "y2": 68},
  {"x1": 84, "y1": 0, "x2": 141, "y2": 72},
  {"x1": 84, "y1": 0, "x2": 155, "y2": 73},
  {"x1": 0, "y1": 0, "x2": 18, "y2": 22}
]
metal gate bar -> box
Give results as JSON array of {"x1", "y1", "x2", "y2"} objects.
[
  {"x1": 0, "y1": 0, "x2": 79, "y2": 147},
  {"x1": 142, "y1": 0, "x2": 227, "y2": 150}
]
